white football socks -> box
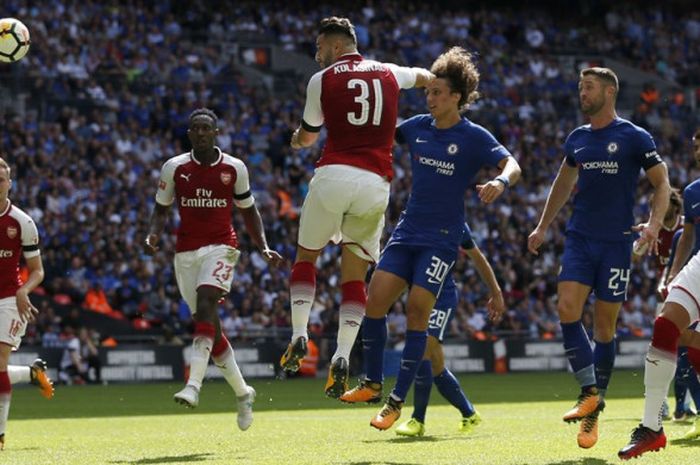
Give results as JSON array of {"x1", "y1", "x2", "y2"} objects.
[
  {"x1": 7, "y1": 366, "x2": 30, "y2": 384},
  {"x1": 333, "y1": 305, "x2": 364, "y2": 363},
  {"x1": 187, "y1": 336, "x2": 213, "y2": 391},
  {"x1": 642, "y1": 346, "x2": 677, "y2": 431},
  {"x1": 213, "y1": 344, "x2": 248, "y2": 397}
]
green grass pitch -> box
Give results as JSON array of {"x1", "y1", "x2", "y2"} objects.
[{"x1": 4, "y1": 370, "x2": 699, "y2": 464}]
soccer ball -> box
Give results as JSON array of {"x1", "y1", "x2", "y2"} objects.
[{"x1": 0, "y1": 18, "x2": 30, "y2": 63}]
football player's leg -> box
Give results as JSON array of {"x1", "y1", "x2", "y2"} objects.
[
  {"x1": 619, "y1": 300, "x2": 691, "y2": 459},
  {"x1": 286, "y1": 174, "x2": 346, "y2": 371},
  {"x1": 340, "y1": 266, "x2": 406, "y2": 404},
  {"x1": 325, "y1": 247, "x2": 368, "y2": 398},
  {"x1": 0, "y1": 344, "x2": 12, "y2": 449},
  {"x1": 332, "y1": 179, "x2": 388, "y2": 389},
  {"x1": 370, "y1": 284, "x2": 433, "y2": 430},
  {"x1": 592, "y1": 300, "x2": 621, "y2": 403},
  {"x1": 558, "y1": 281, "x2": 598, "y2": 422},
  {"x1": 673, "y1": 348, "x2": 691, "y2": 419},
  {"x1": 428, "y1": 338, "x2": 478, "y2": 431},
  {"x1": 8, "y1": 359, "x2": 54, "y2": 399},
  {"x1": 681, "y1": 327, "x2": 700, "y2": 438}
]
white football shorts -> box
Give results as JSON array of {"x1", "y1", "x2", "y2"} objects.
[
  {"x1": 0, "y1": 296, "x2": 25, "y2": 349},
  {"x1": 667, "y1": 251, "x2": 700, "y2": 322},
  {"x1": 174, "y1": 244, "x2": 241, "y2": 315},
  {"x1": 297, "y1": 164, "x2": 390, "y2": 263}
]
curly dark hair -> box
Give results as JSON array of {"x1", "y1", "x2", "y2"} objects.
[
  {"x1": 188, "y1": 108, "x2": 218, "y2": 127},
  {"x1": 319, "y1": 16, "x2": 357, "y2": 46},
  {"x1": 430, "y1": 47, "x2": 480, "y2": 110}
]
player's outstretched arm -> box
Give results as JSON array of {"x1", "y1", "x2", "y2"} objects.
[
  {"x1": 238, "y1": 205, "x2": 284, "y2": 267},
  {"x1": 16, "y1": 254, "x2": 44, "y2": 323},
  {"x1": 144, "y1": 203, "x2": 170, "y2": 255},
  {"x1": 477, "y1": 156, "x2": 521, "y2": 204},
  {"x1": 667, "y1": 224, "x2": 695, "y2": 282},
  {"x1": 464, "y1": 246, "x2": 504, "y2": 323},
  {"x1": 528, "y1": 159, "x2": 578, "y2": 255},
  {"x1": 633, "y1": 163, "x2": 670, "y2": 256},
  {"x1": 412, "y1": 68, "x2": 435, "y2": 88}
]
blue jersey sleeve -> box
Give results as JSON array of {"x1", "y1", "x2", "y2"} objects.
[
  {"x1": 636, "y1": 129, "x2": 663, "y2": 170},
  {"x1": 473, "y1": 125, "x2": 510, "y2": 166},
  {"x1": 396, "y1": 114, "x2": 426, "y2": 145},
  {"x1": 563, "y1": 132, "x2": 577, "y2": 167},
  {"x1": 667, "y1": 229, "x2": 682, "y2": 266},
  {"x1": 461, "y1": 222, "x2": 475, "y2": 250},
  {"x1": 684, "y1": 185, "x2": 697, "y2": 224}
]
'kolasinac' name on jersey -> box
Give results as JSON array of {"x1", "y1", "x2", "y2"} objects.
[
  {"x1": 0, "y1": 201, "x2": 40, "y2": 298},
  {"x1": 302, "y1": 53, "x2": 419, "y2": 180},
  {"x1": 564, "y1": 117, "x2": 663, "y2": 241},
  {"x1": 391, "y1": 114, "x2": 510, "y2": 251},
  {"x1": 156, "y1": 148, "x2": 254, "y2": 252}
]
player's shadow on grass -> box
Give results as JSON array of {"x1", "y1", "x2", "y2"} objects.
[
  {"x1": 670, "y1": 437, "x2": 700, "y2": 448},
  {"x1": 545, "y1": 458, "x2": 612, "y2": 465},
  {"x1": 109, "y1": 452, "x2": 215, "y2": 464},
  {"x1": 344, "y1": 462, "x2": 423, "y2": 465},
  {"x1": 361, "y1": 434, "x2": 473, "y2": 445}
]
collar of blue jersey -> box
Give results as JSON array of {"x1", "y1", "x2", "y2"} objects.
[
  {"x1": 189, "y1": 146, "x2": 223, "y2": 166},
  {"x1": 590, "y1": 116, "x2": 622, "y2": 131},
  {"x1": 430, "y1": 116, "x2": 466, "y2": 128}
]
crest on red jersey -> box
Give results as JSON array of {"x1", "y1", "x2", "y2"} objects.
[
  {"x1": 7, "y1": 226, "x2": 17, "y2": 239},
  {"x1": 220, "y1": 172, "x2": 232, "y2": 185}
]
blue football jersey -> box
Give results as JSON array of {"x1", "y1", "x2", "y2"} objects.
[
  {"x1": 392, "y1": 114, "x2": 510, "y2": 251},
  {"x1": 564, "y1": 118, "x2": 662, "y2": 241},
  {"x1": 682, "y1": 178, "x2": 700, "y2": 253}
]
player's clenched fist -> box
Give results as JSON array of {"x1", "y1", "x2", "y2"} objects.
[
  {"x1": 144, "y1": 234, "x2": 160, "y2": 255},
  {"x1": 527, "y1": 227, "x2": 546, "y2": 255}
]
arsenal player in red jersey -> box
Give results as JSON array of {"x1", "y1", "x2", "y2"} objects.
[
  {"x1": 280, "y1": 16, "x2": 434, "y2": 399},
  {"x1": 0, "y1": 157, "x2": 53, "y2": 449},
  {"x1": 145, "y1": 109, "x2": 282, "y2": 431}
]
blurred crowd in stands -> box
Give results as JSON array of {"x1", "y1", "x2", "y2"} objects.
[{"x1": 1, "y1": 1, "x2": 699, "y2": 365}]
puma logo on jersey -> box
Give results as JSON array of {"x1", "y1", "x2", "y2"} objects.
[{"x1": 180, "y1": 173, "x2": 192, "y2": 182}]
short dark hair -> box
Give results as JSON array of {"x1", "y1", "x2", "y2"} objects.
[
  {"x1": 580, "y1": 67, "x2": 619, "y2": 97},
  {"x1": 189, "y1": 108, "x2": 218, "y2": 127},
  {"x1": 319, "y1": 16, "x2": 357, "y2": 46},
  {"x1": 431, "y1": 46, "x2": 480, "y2": 110},
  {"x1": 694, "y1": 128, "x2": 700, "y2": 140}
]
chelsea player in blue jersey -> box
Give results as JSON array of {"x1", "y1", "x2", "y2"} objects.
[
  {"x1": 340, "y1": 47, "x2": 520, "y2": 431},
  {"x1": 394, "y1": 223, "x2": 504, "y2": 437},
  {"x1": 667, "y1": 128, "x2": 700, "y2": 290},
  {"x1": 528, "y1": 67, "x2": 671, "y2": 449}
]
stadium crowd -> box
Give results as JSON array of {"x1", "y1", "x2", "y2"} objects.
[{"x1": 1, "y1": 0, "x2": 699, "y2": 363}]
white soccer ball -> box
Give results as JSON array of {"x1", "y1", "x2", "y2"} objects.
[{"x1": 0, "y1": 18, "x2": 30, "y2": 63}]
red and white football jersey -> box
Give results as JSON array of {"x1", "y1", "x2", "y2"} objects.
[
  {"x1": 657, "y1": 215, "x2": 684, "y2": 274},
  {"x1": 302, "y1": 53, "x2": 418, "y2": 180},
  {"x1": 0, "y1": 201, "x2": 40, "y2": 299},
  {"x1": 155, "y1": 148, "x2": 255, "y2": 252}
]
